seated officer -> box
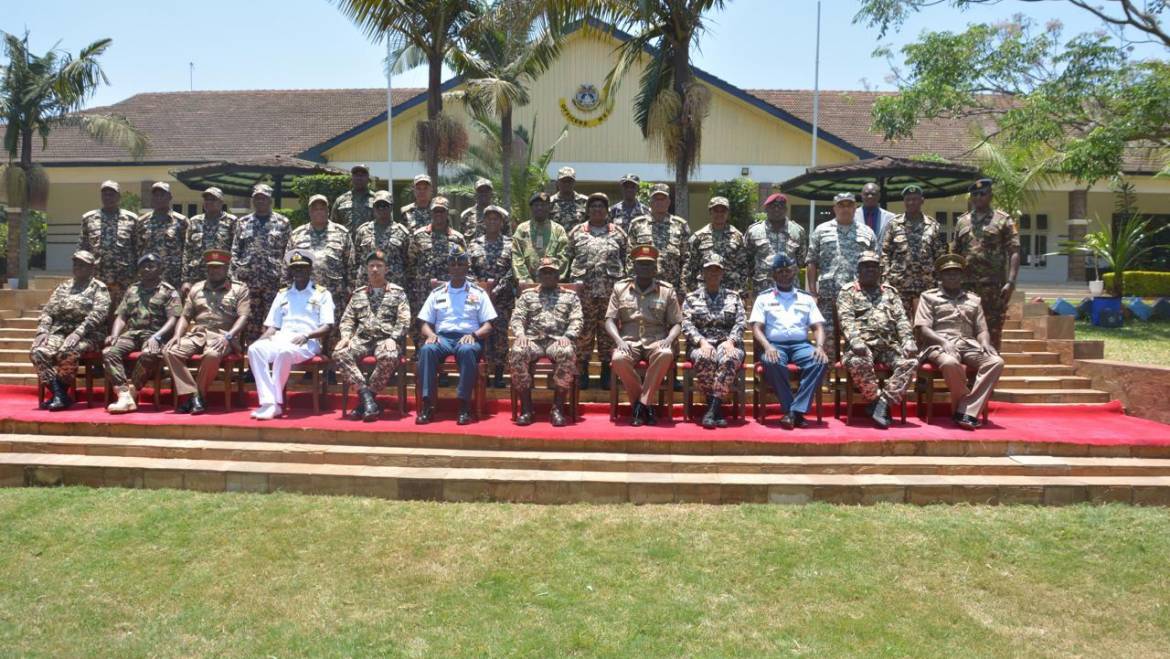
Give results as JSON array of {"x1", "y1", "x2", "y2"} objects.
[
  {"x1": 681, "y1": 254, "x2": 746, "y2": 429},
  {"x1": 32, "y1": 250, "x2": 110, "y2": 411},
  {"x1": 246, "y1": 250, "x2": 335, "y2": 420},
  {"x1": 837, "y1": 251, "x2": 917, "y2": 429},
  {"x1": 605, "y1": 244, "x2": 682, "y2": 427},
  {"x1": 104, "y1": 253, "x2": 181, "y2": 414},
  {"x1": 915, "y1": 253, "x2": 1005, "y2": 430},
  {"x1": 164, "y1": 249, "x2": 250, "y2": 415},
  {"x1": 334, "y1": 249, "x2": 412, "y2": 422},
  {"x1": 416, "y1": 245, "x2": 498, "y2": 425},
  {"x1": 749, "y1": 253, "x2": 829, "y2": 429},
  {"x1": 509, "y1": 256, "x2": 583, "y2": 427}
]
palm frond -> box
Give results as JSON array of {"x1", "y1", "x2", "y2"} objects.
[{"x1": 53, "y1": 113, "x2": 149, "y2": 159}]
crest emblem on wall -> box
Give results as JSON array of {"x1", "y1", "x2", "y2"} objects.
[
  {"x1": 559, "y1": 82, "x2": 612, "y2": 128},
  {"x1": 571, "y1": 84, "x2": 601, "y2": 111}
]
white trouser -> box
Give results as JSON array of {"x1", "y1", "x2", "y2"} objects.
[{"x1": 247, "y1": 333, "x2": 319, "y2": 406}]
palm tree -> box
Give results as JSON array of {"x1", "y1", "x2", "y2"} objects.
[
  {"x1": 1, "y1": 31, "x2": 147, "y2": 288},
  {"x1": 336, "y1": 0, "x2": 482, "y2": 182},
  {"x1": 445, "y1": 0, "x2": 562, "y2": 209}
]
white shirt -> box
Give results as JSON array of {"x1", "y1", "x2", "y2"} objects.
[
  {"x1": 418, "y1": 280, "x2": 498, "y2": 335},
  {"x1": 263, "y1": 281, "x2": 335, "y2": 352},
  {"x1": 748, "y1": 287, "x2": 824, "y2": 343}
]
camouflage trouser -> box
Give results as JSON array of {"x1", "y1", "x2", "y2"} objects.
[
  {"x1": 484, "y1": 296, "x2": 513, "y2": 370},
  {"x1": 102, "y1": 333, "x2": 163, "y2": 389},
  {"x1": 843, "y1": 344, "x2": 917, "y2": 404},
  {"x1": 576, "y1": 294, "x2": 615, "y2": 368},
  {"x1": 408, "y1": 284, "x2": 431, "y2": 348},
  {"x1": 31, "y1": 334, "x2": 97, "y2": 386},
  {"x1": 816, "y1": 292, "x2": 839, "y2": 359},
  {"x1": 335, "y1": 337, "x2": 401, "y2": 392},
  {"x1": 970, "y1": 281, "x2": 1007, "y2": 350},
  {"x1": 106, "y1": 281, "x2": 128, "y2": 319},
  {"x1": 509, "y1": 338, "x2": 577, "y2": 392},
  {"x1": 688, "y1": 345, "x2": 744, "y2": 400}
]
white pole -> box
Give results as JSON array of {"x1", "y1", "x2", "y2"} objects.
[
  {"x1": 386, "y1": 37, "x2": 395, "y2": 202},
  {"x1": 808, "y1": 1, "x2": 821, "y2": 233}
]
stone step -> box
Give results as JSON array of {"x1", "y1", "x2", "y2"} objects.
[
  {"x1": 1002, "y1": 319, "x2": 1024, "y2": 330},
  {"x1": 1, "y1": 318, "x2": 39, "y2": 329},
  {"x1": 0, "y1": 373, "x2": 39, "y2": 386},
  {"x1": 1001, "y1": 339, "x2": 1051, "y2": 352},
  {"x1": 0, "y1": 310, "x2": 20, "y2": 320},
  {"x1": 1002, "y1": 364, "x2": 1078, "y2": 377},
  {"x1": 1001, "y1": 328, "x2": 1036, "y2": 340},
  {"x1": 0, "y1": 339, "x2": 32, "y2": 350},
  {"x1": 6, "y1": 434, "x2": 1170, "y2": 478},
  {"x1": 997, "y1": 375, "x2": 1094, "y2": 390},
  {"x1": 0, "y1": 327, "x2": 36, "y2": 338},
  {"x1": 992, "y1": 388, "x2": 1112, "y2": 404},
  {"x1": 2, "y1": 452, "x2": 1167, "y2": 505},
  {"x1": 1003, "y1": 352, "x2": 1063, "y2": 365}
]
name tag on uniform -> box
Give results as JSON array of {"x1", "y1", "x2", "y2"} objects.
[{"x1": 434, "y1": 296, "x2": 448, "y2": 309}]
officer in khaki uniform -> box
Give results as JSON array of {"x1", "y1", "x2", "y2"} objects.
[
  {"x1": 880, "y1": 185, "x2": 949, "y2": 319},
  {"x1": 837, "y1": 251, "x2": 918, "y2": 429},
  {"x1": 915, "y1": 253, "x2": 1005, "y2": 430},
  {"x1": 77, "y1": 180, "x2": 138, "y2": 309},
  {"x1": 334, "y1": 249, "x2": 413, "y2": 421},
  {"x1": 681, "y1": 254, "x2": 745, "y2": 429},
  {"x1": 353, "y1": 190, "x2": 411, "y2": 289},
  {"x1": 103, "y1": 253, "x2": 182, "y2": 414},
  {"x1": 165, "y1": 249, "x2": 251, "y2": 415},
  {"x1": 32, "y1": 250, "x2": 111, "y2": 411},
  {"x1": 626, "y1": 183, "x2": 690, "y2": 304},
  {"x1": 952, "y1": 178, "x2": 1020, "y2": 350},
  {"x1": 509, "y1": 257, "x2": 583, "y2": 427},
  {"x1": 182, "y1": 187, "x2": 236, "y2": 298},
  {"x1": 135, "y1": 181, "x2": 188, "y2": 289},
  {"x1": 550, "y1": 166, "x2": 589, "y2": 229},
  {"x1": 331, "y1": 164, "x2": 374, "y2": 237},
  {"x1": 606, "y1": 244, "x2": 683, "y2": 427}
]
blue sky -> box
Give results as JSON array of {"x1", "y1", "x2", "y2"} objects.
[{"x1": 5, "y1": 0, "x2": 1114, "y2": 109}]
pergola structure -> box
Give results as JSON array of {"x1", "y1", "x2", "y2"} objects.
[
  {"x1": 171, "y1": 155, "x2": 347, "y2": 206},
  {"x1": 779, "y1": 156, "x2": 982, "y2": 207}
]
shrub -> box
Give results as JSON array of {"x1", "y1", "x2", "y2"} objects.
[
  {"x1": 1103, "y1": 271, "x2": 1170, "y2": 297},
  {"x1": 0, "y1": 208, "x2": 47, "y2": 270},
  {"x1": 709, "y1": 177, "x2": 759, "y2": 232}
]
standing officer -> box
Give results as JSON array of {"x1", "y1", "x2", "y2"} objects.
[
  {"x1": 230, "y1": 183, "x2": 291, "y2": 342},
  {"x1": 550, "y1": 166, "x2": 588, "y2": 229},
  {"x1": 880, "y1": 185, "x2": 949, "y2": 319},
  {"x1": 334, "y1": 249, "x2": 413, "y2": 421},
  {"x1": 749, "y1": 253, "x2": 829, "y2": 429},
  {"x1": 332, "y1": 164, "x2": 374, "y2": 237},
  {"x1": 512, "y1": 191, "x2": 568, "y2": 283},
  {"x1": 744, "y1": 193, "x2": 806, "y2": 298},
  {"x1": 352, "y1": 190, "x2": 410, "y2": 289},
  {"x1": 32, "y1": 250, "x2": 110, "y2": 411},
  {"x1": 855, "y1": 182, "x2": 895, "y2": 246},
  {"x1": 400, "y1": 174, "x2": 435, "y2": 230},
  {"x1": 468, "y1": 205, "x2": 514, "y2": 387},
  {"x1": 165, "y1": 249, "x2": 250, "y2": 415},
  {"x1": 605, "y1": 245, "x2": 682, "y2": 427},
  {"x1": 77, "y1": 180, "x2": 138, "y2": 310},
  {"x1": 837, "y1": 251, "x2": 918, "y2": 429},
  {"x1": 103, "y1": 253, "x2": 181, "y2": 414},
  {"x1": 681, "y1": 255, "x2": 745, "y2": 429},
  {"x1": 807, "y1": 192, "x2": 877, "y2": 356},
  {"x1": 564, "y1": 192, "x2": 628, "y2": 390},
  {"x1": 286, "y1": 193, "x2": 353, "y2": 312},
  {"x1": 686, "y1": 196, "x2": 747, "y2": 294},
  {"x1": 915, "y1": 253, "x2": 1005, "y2": 430},
  {"x1": 457, "y1": 177, "x2": 494, "y2": 239},
  {"x1": 509, "y1": 257, "x2": 583, "y2": 427},
  {"x1": 135, "y1": 181, "x2": 188, "y2": 289},
  {"x1": 626, "y1": 183, "x2": 690, "y2": 304},
  {"x1": 415, "y1": 246, "x2": 497, "y2": 426},
  {"x1": 182, "y1": 187, "x2": 236, "y2": 298},
  {"x1": 952, "y1": 178, "x2": 1020, "y2": 350},
  {"x1": 407, "y1": 196, "x2": 467, "y2": 344},
  {"x1": 608, "y1": 173, "x2": 649, "y2": 233}
]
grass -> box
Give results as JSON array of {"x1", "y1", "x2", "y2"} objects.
[
  {"x1": 1075, "y1": 320, "x2": 1170, "y2": 366},
  {"x1": 1, "y1": 489, "x2": 1169, "y2": 657}
]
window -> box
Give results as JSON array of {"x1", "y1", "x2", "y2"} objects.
[
  {"x1": 187, "y1": 203, "x2": 198, "y2": 217},
  {"x1": 1036, "y1": 214, "x2": 1048, "y2": 231},
  {"x1": 1034, "y1": 235, "x2": 1048, "y2": 266},
  {"x1": 1019, "y1": 214, "x2": 1032, "y2": 230}
]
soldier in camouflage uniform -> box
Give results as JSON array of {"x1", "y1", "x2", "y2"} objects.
[
  {"x1": 230, "y1": 183, "x2": 291, "y2": 342},
  {"x1": 77, "y1": 180, "x2": 138, "y2": 310},
  {"x1": 550, "y1": 166, "x2": 588, "y2": 230},
  {"x1": 626, "y1": 183, "x2": 691, "y2": 305},
  {"x1": 880, "y1": 185, "x2": 949, "y2": 319},
  {"x1": 509, "y1": 256, "x2": 583, "y2": 427},
  {"x1": 182, "y1": 187, "x2": 236, "y2": 298},
  {"x1": 407, "y1": 196, "x2": 467, "y2": 345},
  {"x1": 31, "y1": 250, "x2": 110, "y2": 411},
  {"x1": 686, "y1": 196, "x2": 747, "y2": 294},
  {"x1": 400, "y1": 174, "x2": 434, "y2": 231},
  {"x1": 457, "y1": 177, "x2": 494, "y2": 240},
  {"x1": 837, "y1": 251, "x2": 918, "y2": 429},
  {"x1": 331, "y1": 164, "x2": 374, "y2": 238},
  {"x1": 468, "y1": 205, "x2": 514, "y2": 387},
  {"x1": 103, "y1": 254, "x2": 182, "y2": 414},
  {"x1": 334, "y1": 249, "x2": 413, "y2": 421},
  {"x1": 353, "y1": 190, "x2": 410, "y2": 289},
  {"x1": 807, "y1": 192, "x2": 877, "y2": 357},
  {"x1": 952, "y1": 178, "x2": 1020, "y2": 350},
  {"x1": 135, "y1": 181, "x2": 188, "y2": 289},
  {"x1": 744, "y1": 193, "x2": 807, "y2": 298},
  {"x1": 563, "y1": 192, "x2": 628, "y2": 390},
  {"x1": 286, "y1": 194, "x2": 353, "y2": 314},
  {"x1": 608, "y1": 173, "x2": 650, "y2": 233},
  {"x1": 512, "y1": 191, "x2": 569, "y2": 283},
  {"x1": 681, "y1": 255, "x2": 746, "y2": 429}
]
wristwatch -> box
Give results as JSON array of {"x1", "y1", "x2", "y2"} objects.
[{"x1": 224, "y1": 332, "x2": 234, "y2": 342}]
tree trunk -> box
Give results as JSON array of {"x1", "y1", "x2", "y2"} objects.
[
  {"x1": 426, "y1": 53, "x2": 443, "y2": 183},
  {"x1": 7, "y1": 129, "x2": 34, "y2": 288},
  {"x1": 501, "y1": 108, "x2": 513, "y2": 212},
  {"x1": 671, "y1": 39, "x2": 692, "y2": 220}
]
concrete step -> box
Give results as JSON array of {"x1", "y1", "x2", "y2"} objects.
[
  {"x1": 1002, "y1": 319, "x2": 1024, "y2": 330},
  {"x1": 1001, "y1": 329, "x2": 1036, "y2": 340},
  {"x1": 0, "y1": 348, "x2": 31, "y2": 362},
  {"x1": 1003, "y1": 352, "x2": 1063, "y2": 365},
  {"x1": 0, "y1": 310, "x2": 20, "y2": 320},
  {"x1": 0, "y1": 339, "x2": 33, "y2": 350},
  {"x1": 0, "y1": 373, "x2": 39, "y2": 386},
  {"x1": 0, "y1": 327, "x2": 36, "y2": 338},
  {"x1": 1, "y1": 318, "x2": 39, "y2": 329},
  {"x1": 2, "y1": 451, "x2": 1167, "y2": 505},
  {"x1": 992, "y1": 388, "x2": 1112, "y2": 404},
  {"x1": 1001, "y1": 339, "x2": 1051, "y2": 353},
  {"x1": 997, "y1": 375, "x2": 1094, "y2": 390},
  {"x1": 1002, "y1": 364, "x2": 1078, "y2": 377}
]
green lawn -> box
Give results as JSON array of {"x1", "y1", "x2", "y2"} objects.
[
  {"x1": 2, "y1": 489, "x2": 1169, "y2": 657},
  {"x1": 1075, "y1": 320, "x2": 1170, "y2": 366}
]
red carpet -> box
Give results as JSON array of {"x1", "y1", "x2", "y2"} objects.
[{"x1": 2, "y1": 385, "x2": 1168, "y2": 447}]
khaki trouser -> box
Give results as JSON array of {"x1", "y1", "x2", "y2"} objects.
[
  {"x1": 164, "y1": 327, "x2": 234, "y2": 396},
  {"x1": 610, "y1": 340, "x2": 674, "y2": 406},
  {"x1": 922, "y1": 342, "x2": 1005, "y2": 418}
]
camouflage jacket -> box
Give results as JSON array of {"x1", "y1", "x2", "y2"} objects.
[
  {"x1": 182, "y1": 212, "x2": 236, "y2": 283},
  {"x1": 38, "y1": 277, "x2": 111, "y2": 344},
  {"x1": 681, "y1": 286, "x2": 746, "y2": 350},
  {"x1": 230, "y1": 213, "x2": 292, "y2": 290},
  {"x1": 743, "y1": 219, "x2": 807, "y2": 292},
  {"x1": 880, "y1": 213, "x2": 949, "y2": 294},
  {"x1": 511, "y1": 220, "x2": 569, "y2": 283},
  {"x1": 563, "y1": 221, "x2": 628, "y2": 299},
  {"x1": 332, "y1": 189, "x2": 374, "y2": 233},
  {"x1": 135, "y1": 210, "x2": 189, "y2": 288},
  {"x1": 77, "y1": 208, "x2": 139, "y2": 289},
  {"x1": 286, "y1": 221, "x2": 354, "y2": 303},
  {"x1": 116, "y1": 281, "x2": 181, "y2": 338},
  {"x1": 686, "y1": 224, "x2": 747, "y2": 293},
  {"x1": 837, "y1": 282, "x2": 914, "y2": 349},
  {"x1": 626, "y1": 213, "x2": 691, "y2": 293},
  {"x1": 339, "y1": 283, "x2": 412, "y2": 344},
  {"x1": 952, "y1": 208, "x2": 1019, "y2": 284},
  {"x1": 509, "y1": 286, "x2": 584, "y2": 341},
  {"x1": 352, "y1": 220, "x2": 410, "y2": 289}
]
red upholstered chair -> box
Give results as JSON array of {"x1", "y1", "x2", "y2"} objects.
[
  {"x1": 608, "y1": 337, "x2": 678, "y2": 422},
  {"x1": 38, "y1": 351, "x2": 101, "y2": 408},
  {"x1": 169, "y1": 352, "x2": 246, "y2": 411},
  {"x1": 340, "y1": 354, "x2": 409, "y2": 417},
  {"x1": 837, "y1": 360, "x2": 908, "y2": 425},
  {"x1": 681, "y1": 359, "x2": 748, "y2": 422},
  {"x1": 282, "y1": 354, "x2": 331, "y2": 414},
  {"x1": 511, "y1": 282, "x2": 582, "y2": 422},
  {"x1": 916, "y1": 362, "x2": 990, "y2": 424},
  {"x1": 103, "y1": 351, "x2": 163, "y2": 408}
]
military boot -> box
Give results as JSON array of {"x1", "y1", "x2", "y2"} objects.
[
  {"x1": 47, "y1": 378, "x2": 71, "y2": 411},
  {"x1": 516, "y1": 390, "x2": 535, "y2": 426},
  {"x1": 578, "y1": 362, "x2": 590, "y2": 390},
  {"x1": 599, "y1": 363, "x2": 611, "y2": 390},
  {"x1": 360, "y1": 387, "x2": 382, "y2": 422},
  {"x1": 107, "y1": 385, "x2": 138, "y2": 414},
  {"x1": 701, "y1": 397, "x2": 721, "y2": 429},
  {"x1": 550, "y1": 390, "x2": 568, "y2": 427}
]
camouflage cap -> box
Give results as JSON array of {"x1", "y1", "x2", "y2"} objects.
[
  {"x1": 537, "y1": 256, "x2": 560, "y2": 272},
  {"x1": 619, "y1": 173, "x2": 640, "y2": 185},
  {"x1": 702, "y1": 253, "x2": 725, "y2": 270},
  {"x1": 857, "y1": 250, "x2": 880, "y2": 265},
  {"x1": 935, "y1": 253, "x2": 967, "y2": 272},
  {"x1": 151, "y1": 181, "x2": 172, "y2": 194},
  {"x1": 372, "y1": 190, "x2": 393, "y2": 206},
  {"x1": 968, "y1": 178, "x2": 993, "y2": 193},
  {"x1": 529, "y1": 191, "x2": 549, "y2": 205},
  {"x1": 431, "y1": 196, "x2": 450, "y2": 210},
  {"x1": 649, "y1": 183, "x2": 671, "y2": 199},
  {"x1": 286, "y1": 249, "x2": 314, "y2": 268},
  {"x1": 556, "y1": 166, "x2": 576, "y2": 180},
  {"x1": 483, "y1": 204, "x2": 509, "y2": 219},
  {"x1": 474, "y1": 177, "x2": 494, "y2": 190},
  {"x1": 72, "y1": 250, "x2": 96, "y2": 265},
  {"x1": 587, "y1": 191, "x2": 609, "y2": 206},
  {"x1": 252, "y1": 183, "x2": 274, "y2": 198},
  {"x1": 833, "y1": 192, "x2": 857, "y2": 205},
  {"x1": 203, "y1": 248, "x2": 231, "y2": 265},
  {"x1": 447, "y1": 244, "x2": 470, "y2": 263},
  {"x1": 350, "y1": 163, "x2": 369, "y2": 174},
  {"x1": 413, "y1": 174, "x2": 432, "y2": 186},
  {"x1": 202, "y1": 186, "x2": 225, "y2": 200},
  {"x1": 137, "y1": 253, "x2": 161, "y2": 268},
  {"x1": 708, "y1": 196, "x2": 730, "y2": 209},
  {"x1": 307, "y1": 193, "x2": 330, "y2": 208},
  {"x1": 631, "y1": 244, "x2": 660, "y2": 262},
  {"x1": 99, "y1": 180, "x2": 120, "y2": 192}
]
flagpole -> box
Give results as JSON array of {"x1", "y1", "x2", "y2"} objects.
[
  {"x1": 808, "y1": 0, "x2": 822, "y2": 234},
  {"x1": 386, "y1": 37, "x2": 395, "y2": 202}
]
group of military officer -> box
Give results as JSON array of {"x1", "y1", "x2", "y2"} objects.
[{"x1": 34, "y1": 168, "x2": 1016, "y2": 430}]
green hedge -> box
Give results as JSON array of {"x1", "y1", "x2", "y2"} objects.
[{"x1": 1103, "y1": 271, "x2": 1170, "y2": 297}]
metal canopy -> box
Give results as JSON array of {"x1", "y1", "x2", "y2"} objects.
[
  {"x1": 779, "y1": 156, "x2": 982, "y2": 207},
  {"x1": 171, "y1": 155, "x2": 346, "y2": 207}
]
